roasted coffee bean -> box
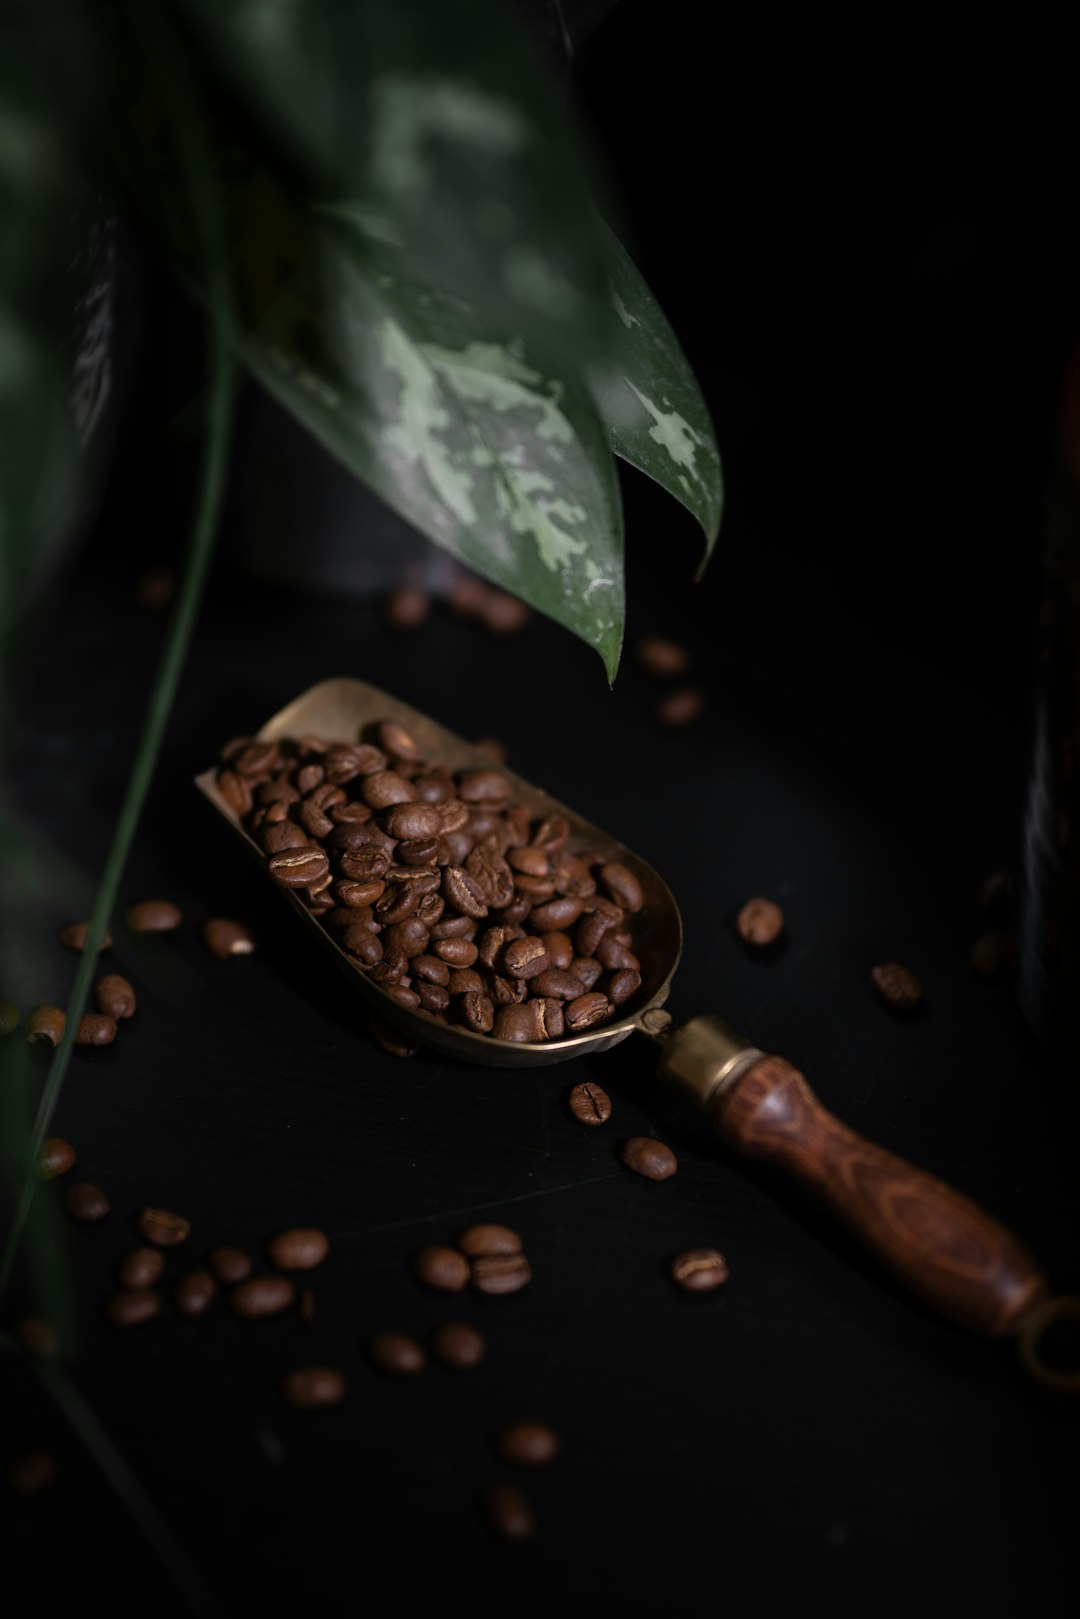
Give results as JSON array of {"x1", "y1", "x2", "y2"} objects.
[
  {"x1": 235, "y1": 741, "x2": 280, "y2": 777},
  {"x1": 350, "y1": 743, "x2": 389, "y2": 775},
  {"x1": 207, "y1": 1246, "x2": 252, "y2": 1285},
  {"x1": 127, "y1": 898, "x2": 183, "y2": 933},
  {"x1": 369, "y1": 1014, "x2": 417, "y2": 1056},
  {"x1": 447, "y1": 967, "x2": 484, "y2": 995},
  {"x1": 656, "y1": 685, "x2": 704, "y2": 727},
  {"x1": 466, "y1": 841, "x2": 514, "y2": 906},
  {"x1": 377, "y1": 720, "x2": 422, "y2": 761},
  {"x1": 598, "y1": 862, "x2": 644, "y2": 912},
  {"x1": 564, "y1": 993, "x2": 611, "y2": 1031},
  {"x1": 433, "y1": 913, "x2": 475, "y2": 941},
  {"x1": 256, "y1": 777, "x2": 299, "y2": 808},
  {"x1": 382, "y1": 802, "x2": 440, "y2": 841},
  {"x1": 367, "y1": 1332, "x2": 426, "y2": 1375},
  {"x1": 397, "y1": 835, "x2": 441, "y2": 866},
  {"x1": 385, "y1": 584, "x2": 431, "y2": 628},
  {"x1": 551, "y1": 855, "x2": 596, "y2": 898},
  {"x1": 106, "y1": 1290, "x2": 161, "y2": 1327},
  {"x1": 60, "y1": 922, "x2": 111, "y2": 952},
  {"x1": 538, "y1": 998, "x2": 564, "y2": 1038},
  {"x1": 494, "y1": 1420, "x2": 561, "y2": 1467},
  {"x1": 385, "y1": 983, "x2": 422, "y2": 1009},
  {"x1": 471, "y1": 1252, "x2": 532, "y2": 1295},
  {"x1": 512, "y1": 874, "x2": 555, "y2": 902},
  {"x1": 443, "y1": 865, "x2": 489, "y2": 919},
  {"x1": 230, "y1": 1276, "x2": 296, "y2": 1318},
  {"x1": 268, "y1": 846, "x2": 330, "y2": 888},
  {"x1": 413, "y1": 1245, "x2": 470, "y2": 1292},
  {"x1": 306, "y1": 783, "x2": 347, "y2": 812},
  {"x1": 8, "y1": 1450, "x2": 58, "y2": 1496},
  {"x1": 12, "y1": 1317, "x2": 57, "y2": 1355},
  {"x1": 870, "y1": 962, "x2": 923, "y2": 1011},
  {"x1": 261, "y1": 799, "x2": 292, "y2": 825},
  {"x1": 488, "y1": 973, "x2": 526, "y2": 1007},
  {"x1": 328, "y1": 822, "x2": 372, "y2": 855},
  {"x1": 477, "y1": 926, "x2": 510, "y2": 970},
  {"x1": 137, "y1": 1207, "x2": 191, "y2": 1246},
  {"x1": 217, "y1": 768, "x2": 253, "y2": 817},
  {"x1": 458, "y1": 1223, "x2": 522, "y2": 1257},
  {"x1": 329, "y1": 800, "x2": 372, "y2": 825},
  {"x1": 343, "y1": 927, "x2": 384, "y2": 966},
  {"x1": 530, "y1": 814, "x2": 569, "y2": 855},
  {"x1": 574, "y1": 904, "x2": 621, "y2": 957},
  {"x1": 412, "y1": 955, "x2": 450, "y2": 986},
  {"x1": 492, "y1": 1002, "x2": 545, "y2": 1042},
  {"x1": 671, "y1": 1248, "x2": 729, "y2": 1292},
  {"x1": 362, "y1": 770, "x2": 420, "y2": 810},
  {"x1": 434, "y1": 937, "x2": 478, "y2": 968},
  {"x1": 91, "y1": 974, "x2": 136, "y2": 1023},
  {"x1": 568, "y1": 956, "x2": 601, "y2": 991},
  {"x1": 324, "y1": 906, "x2": 372, "y2": 933},
  {"x1": 597, "y1": 936, "x2": 640, "y2": 972},
  {"x1": 173, "y1": 1269, "x2": 217, "y2": 1317},
  {"x1": 508, "y1": 845, "x2": 548, "y2": 877},
  {"x1": 267, "y1": 1228, "x2": 329, "y2": 1270},
  {"x1": 118, "y1": 1247, "x2": 165, "y2": 1289},
  {"x1": 76, "y1": 1013, "x2": 117, "y2": 1046},
  {"x1": 637, "y1": 634, "x2": 689, "y2": 677},
  {"x1": 282, "y1": 1365, "x2": 348, "y2": 1409},
  {"x1": 443, "y1": 828, "x2": 475, "y2": 866},
  {"x1": 532, "y1": 968, "x2": 585, "y2": 1001},
  {"x1": 502, "y1": 937, "x2": 549, "y2": 979},
  {"x1": 606, "y1": 968, "x2": 642, "y2": 1006},
  {"x1": 334, "y1": 876, "x2": 385, "y2": 907},
  {"x1": 37, "y1": 1137, "x2": 75, "y2": 1179},
  {"x1": 568, "y1": 1081, "x2": 612, "y2": 1125},
  {"x1": 370, "y1": 952, "x2": 408, "y2": 988},
  {"x1": 63, "y1": 1181, "x2": 109, "y2": 1221},
  {"x1": 458, "y1": 770, "x2": 510, "y2": 805},
  {"x1": 219, "y1": 736, "x2": 252, "y2": 765},
  {"x1": 539, "y1": 931, "x2": 574, "y2": 971},
  {"x1": 295, "y1": 762, "x2": 325, "y2": 795},
  {"x1": 413, "y1": 769, "x2": 454, "y2": 803},
  {"x1": 416, "y1": 980, "x2": 450, "y2": 1011},
  {"x1": 737, "y1": 897, "x2": 784, "y2": 946},
  {"x1": 458, "y1": 991, "x2": 494, "y2": 1032},
  {"x1": 384, "y1": 918, "x2": 429, "y2": 958},
  {"x1": 203, "y1": 918, "x2": 255, "y2": 958},
  {"x1": 430, "y1": 1321, "x2": 486, "y2": 1369},
  {"x1": 480, "y1": 1482, "x2": 535, "y2": 1541},
  {"x1": 373, "y1": 883, "x2": 422, "y2": 925},
  {"x1": 297, "y1": 800, "x2": 334, "y2": 839},
  {"x1": 324, "y1": 745, "x2": 365, "y2": 784},
  {"x1": 620, "y1": 1136, "x2": 677, "y2": 1180}
]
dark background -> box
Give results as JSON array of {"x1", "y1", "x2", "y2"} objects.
[{"x1": 4, "y1": 4, "x2": 1079, "y2": 1615}]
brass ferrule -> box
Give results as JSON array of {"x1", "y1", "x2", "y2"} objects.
[{"x1": 655, "y1": 1014, "x2": 765, "y2": 1111}]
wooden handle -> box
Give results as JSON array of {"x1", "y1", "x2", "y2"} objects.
[{"x1": 710, "y1": 1055, "x2": 1048, "y2": 1337}]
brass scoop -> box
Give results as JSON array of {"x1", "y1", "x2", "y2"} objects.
[{"x1": 195, "y1": 677, "x2": 1077, "y2": 1384}]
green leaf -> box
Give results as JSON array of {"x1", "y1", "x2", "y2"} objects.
[
  {"x1": 177, "y1": 0, "x2": 612, "y2": 372},
  {"x1": 592, "y1": 223, "x2": 723, "y2": 576},
  {"x1": 240, "y1": 197, "x2": 625, "y2": 678}
]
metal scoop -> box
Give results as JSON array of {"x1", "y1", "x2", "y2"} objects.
[{"x1": 195, "y1": 676, "x2": 1075, "y2": 1378}]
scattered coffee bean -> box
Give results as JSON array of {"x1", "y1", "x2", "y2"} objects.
[
  {"x1": 636, "y1": 635, "x2": 689, "y2": 678},
  {"x1": 173, "y1": 1269, "x2": 217, "y2": 1317},
  {"x1": 480, "y1": 1483, "x2": 536, "y2": 1541},
  {"x1": 203, "y1": 918, "x2": 255, "y2": 958},
  {"x1": 458, "y1": 1224, "x2": 522, "y2": 1258},
  {"x1": 870, "y1": 962, "x2": 923, "y2": 1011},
  {"x1": 229, "y1": 1276, "x2": 297, "y2": 1319},
  {"x1": 126, "y1": 899, "x2": 183, "y2": 933},
  {"x1": 64, "y1": 1182, "x2": 109, "y2": 1221},
  {"x1": 481, "y1": 589, "x2": 531, "y2": 634},
  {"x1": 207, "y1": 1246, "x2": 252, "y2": 1285},
  {"x1": 26, "y1": 1006, "x2": 66, "y2": 1046},
  {"x1": 59, "y1": 922, "x2": 112, "y2": 952},
  {"x1": 494, "y1": 1420, "x2": 561, "y2": 1467},
  {"x1": 282, "y1": 1365, "x2": 348, "y2": 1409},
  {"x1": 656, "y1": 686, "x2": 704, "y2": 727},
  {"x1": 266, "y1": 1228, "x2": 329, "y2": 1271},
  {"x1": 118, "y1": 1247, "x2": 165, "y2": 1290},
  {"x1": 430, "y1": 1321, "x2": 486, "y2": 1370},
  {"x1": 12, "y1": 1317, "x2": 57, "y2": 1355},
  {"x1": 106, "y1": 1289, "x2": 162, "y2": 1327},
  {"x1": 369, "y1": 1015, "x2": 417, "y2": 1057},
  {"x1": 384, "y1": 585, "x2": 432, "y2": 629},
  {"x1": 620, "y1": 1137, "x2": 678, "y2": 1181},
  {"x1": 736, "y1": 897, "x2": 784, "y2": 946},
  {"x1": 367, "y1": 1331, "x2": 426, "y2": 1376},
  {"x1": 471, "y1": 1252, "x2": 532, "y2": 1296},
  {"x1": 671, "y1": 1248, "x2": 730, "y2": 1292},
  {"x1": 568, "y1": 1082, "x2": 612, "y2": 1125},
  {"x1": 137, "y1": 1207, "x2": 191, "y2": 1247},
  {"x1": 413, "y1": 1245, "x2": 470, "y2": 1292},
  {"x1": 37, "y1": 1137, "x2": 75, "y2": 1179},
  {"x1": 76, "y1": 1013, "x2": 117, "y2": 1046},
  {"x1": 7, "y1": 1450, "x2": 57, "y2": 1495},
  {"x1": 93, "y1": 974, "x2": 137, "y2": 1020},
  {"x1": 0, "y1": 1002, "x2": 19, "y2": 1036}
]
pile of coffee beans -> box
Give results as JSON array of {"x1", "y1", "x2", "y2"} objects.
[{"x1": 216, "y1": 721, "x2": 648, "y2": 1045}]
